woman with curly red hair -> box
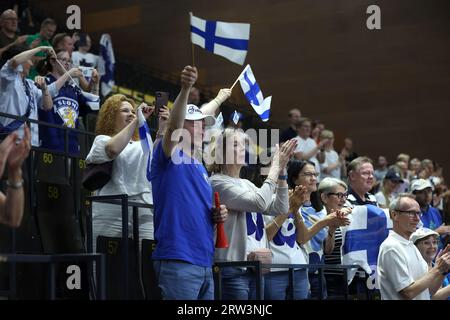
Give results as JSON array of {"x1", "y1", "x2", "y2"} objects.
[{"x1": 86, "y1": 93, "x2": 168, "y2": 252}]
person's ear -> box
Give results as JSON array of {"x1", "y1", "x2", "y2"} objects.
[{"x1": 320, "y1": 193, "x2": 327, "y2": 204}]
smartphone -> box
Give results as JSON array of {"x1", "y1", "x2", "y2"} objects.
[{"x1": 155, "y1": 91, "x2": 169, "y2": 115}]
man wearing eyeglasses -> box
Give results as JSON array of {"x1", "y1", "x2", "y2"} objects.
[
  {"x1": 0, "y1": 9, "x2": 28, "y2": 67},
  {"x1": 377, "y1": 193, "x2": 450, "y2": 300}
]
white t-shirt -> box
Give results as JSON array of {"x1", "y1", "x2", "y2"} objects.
[
  {"x1": 85, "y1": 135, "x2": 154, "y2": 250},
  {"x1": 0, "y1": 61, "x2": 57, "y2": 146},
  {"x1": 72, "y1": 51, "x2": 99, "y2": 68},
  {"x1": 294, "y1": 136, "x2": 320, "y2": 174},
  {"x1": 264, "y1": 214, "x2": 309, "y2": 272},
  {"x1": 377, "y1": 230, "x2": 430, "y2": 300},
  {"x1": 320, "y1": 149, "x2": 340, "y2": 180},
  {"x1": 210, "y1": 174, "x2": 289, "y2": 263},
  {"x1": 375, "y1": 191, "x2": 396, "y2": 208}
]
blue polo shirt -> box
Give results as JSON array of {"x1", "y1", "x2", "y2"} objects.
[
  {"x1": 421, "y1": 205, "x2": 444, "y2": 249},
  {"x1": 420, "y1": 205, "x2": 443, "y2": 231},
  {"x1": 38, "y1": 75, "x2": 88, "y2": 154},
  {"x1": 150, "y1": 142, "x2": 214, "y2": 267}
]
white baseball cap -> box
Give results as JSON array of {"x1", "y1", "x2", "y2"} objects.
[
  {"x1": 185, "y1": 104, "x2": 215, "y2": 126},
  {"x1": 410, "y1": 227, "x2": 439, "y2": 244},
  {"x1": 410, "y1": 179, "x2": 433, "y2": 193}
]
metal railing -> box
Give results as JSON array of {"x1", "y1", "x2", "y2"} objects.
[
  {"x1": 213, "y1": 261, "x2": 366, "y2": 300},
  {"x1": 0, "y1": 253, "x2": 106, "y2": 300},
  {"x1": 86, "y1": 194, "x2": 154, "y2": 300},
  {"x1": 0, "y1": 111, "x2": 96, "y2": 158}
]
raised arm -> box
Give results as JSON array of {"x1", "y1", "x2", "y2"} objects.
[
  {"x1": 0, "y1": 125, "x2": 31, "y2": 228},
  {"x1": 200, "y1": 88, "x2": 231, "y2": 116},
  {"x1": 34, "y1": 76, "x2": 53, "y2": 111},
  {"x1": 104, "y1": 103, "x2": 154, "y2": 159},
  {"x1": 265, "y1": 213, "x2": 290, "y2": 241},
  {"x1": 162, "y1": 66, "x2": 197, "y2": 158},
  {"x1": 52, "y1": 67, "x2": 83, "y2": 92},
  {"x1": 10, "y1": 46, "x2": 53, "y2": 69},
  {"x1": 295, "y1": 139, "x2": 329, "y2": 162}
]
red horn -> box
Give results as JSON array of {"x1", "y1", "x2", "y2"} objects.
[{"x1": 214, "y1": 192, "x2": 229, "y2": 248}]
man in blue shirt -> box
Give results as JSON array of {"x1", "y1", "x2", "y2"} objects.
[
  {"x1": 150, "y1": 65, "x2": 228, "y2": 300},
  {"x1": 412, "y1": 179, "x2": 450, "y2": 248}
]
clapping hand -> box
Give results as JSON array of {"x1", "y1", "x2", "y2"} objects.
[{"x1": 289, "y1": 185, "x2": 309, "y2": 213}]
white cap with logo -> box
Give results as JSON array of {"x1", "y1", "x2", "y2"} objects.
[{"x1": 185, "y1": 104, "x2": 215, "y2": 126}]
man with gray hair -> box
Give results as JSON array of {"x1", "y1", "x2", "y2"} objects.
[{"x1": 377, "y1": 193, "x2": 450, "y2": 300}]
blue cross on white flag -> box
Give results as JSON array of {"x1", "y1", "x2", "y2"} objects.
[
  {"x1": 232, "y1": 111, "x2": 240, "y2": 125},
  {"x1": 190, "y1": 13, "x2": 250, "y2": 65},
  {"x1": 81, "y1": 91, "x2": 100, "y2": 111},
  {"x1": 238, "y1": 65, "x2": 272, "y2": 122},
  {"x1": 98, "y1": 34, "x2": 115, "y2": 97},
  {"x1": 137, "y1": 108, "x2": 154, "y2": 182},
  {"x1": 341, "y1": 205, "x2": 392, "y2": 288}
]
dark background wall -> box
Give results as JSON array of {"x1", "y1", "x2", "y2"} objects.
[{"x1": 33, "y1": 0, "x2": 450, "y2": 180}]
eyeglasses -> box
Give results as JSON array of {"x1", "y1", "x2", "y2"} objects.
[
  {"x1": 394, "y1": 209, "x2": 423, "y2": 218},
  {"x1": 327, "y1": 192, "x2": 348, "y2": 199},
  {"x1": 300, "y1": 172, "x2": 319, "y2": 178}
]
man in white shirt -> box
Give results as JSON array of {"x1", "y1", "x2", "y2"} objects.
[
  {"x1": 377, "y1": 193, "x2": 450, "y2": 300},
  {"x1": 293, "y1": 117, "x2": 327, "y2": 175}
]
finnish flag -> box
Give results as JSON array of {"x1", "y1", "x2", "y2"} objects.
[
  {"x1": 238, "y1": 65, "x2": 271, "y2": 122},
  {"x1": 81, "y1": 91, "x2": 100, "y2": 111},
  {"x1": 232, "y1": 111, "x2": 240, "y2": 125},
  {"x1": 190, "y1": 13, "x2": 250, "y2": 65},
  {"x1": 98, "y1": 34, "x2": 115, "y2": 97},
  {"x1": 341, "y1": 205, "x2": 392, "y2": 287},
  {"x1": 137, "y1": 108, "x2": 154, "y2": 182}
]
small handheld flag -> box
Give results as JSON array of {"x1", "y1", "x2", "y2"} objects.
[
  {"x1": 137, "y1": 108, "x2": 154, "y2": 182},
  {"x1": 237, "y1": 65, "x2": 271, "y2": 122}
]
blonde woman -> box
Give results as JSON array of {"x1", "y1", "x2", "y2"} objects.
[{"x1": 208, "y1": 128, "x2": 297, "y2": 300}]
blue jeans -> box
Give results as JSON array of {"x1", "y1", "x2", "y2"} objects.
[
  {"x1": 309, "y1": 272, "x2": 328, "y2": 299},
  {"x1": 153, "y1": 260, "x2": 214, "y2": 300},
  {"x1": 220, "y1": 267, "x2": 264, "y2": 300},
  {"x1": 264, "y1": 269, "x2": 309, "y2": 300}
]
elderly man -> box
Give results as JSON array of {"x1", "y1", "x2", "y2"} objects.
[
  {"x1": 346, "y1": 156, "x2": 378, "y2": 207},
  {"x1": 377, "y1": 194, "x2": 450, "y2": 300},
  {"x1": 0, "y1": 9, "x2": 28, "y2": 66},
  {"x1": 280, "y1": 108, "x2": 301, "y2": 142},
  {"x1": 412, "y1": 179, "x2": 450, "y2": 247},
  {"x1": 150, "y1": 66, "x2": 228, "y2": 300}
]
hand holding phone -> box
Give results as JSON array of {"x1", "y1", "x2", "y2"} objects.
[{"x1": 155, "y1": 91, "x2": 169, "y2": 115}]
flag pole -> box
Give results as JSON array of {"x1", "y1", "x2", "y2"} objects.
[
  {"x1": 189, "y1": 12, "x2": 195, "y2": 67},
  {"x1": 191, "y1": 43, "x2": 195, "y2": 67},
  {"x1": 230, "y1": 64, "x2": 249, "y2": 90}
]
